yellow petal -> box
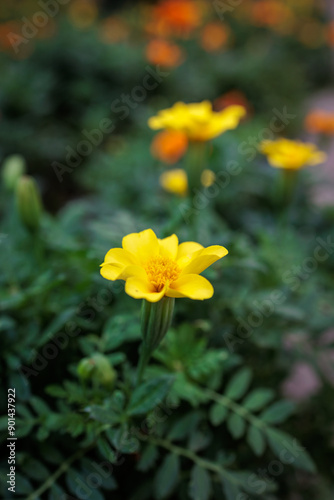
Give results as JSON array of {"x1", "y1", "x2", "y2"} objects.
[
  {"x1": 125, "y1": 277, "x2": 166, "y2": 302},
  {"x1": 102, "y1": 248, "x2": 136, "y2": 266},
  {"x1": 118, "y1": 265, "x2": 147, "y2": 280},
  {"x1": 100, "y1": 264, "x2": 124, "y2": 281},
  {"x1": 158, "y1": 234, "x2": 179, "y2": 259},
  {"x1": 181, "y1": 245, "x2": 228, "y2": 275},
  {"x1": 122, "y1": 229, "x2": 159, "y2": 261},
  {"x1": 176, "y1": 241, "x2": 204, "y2": 270},
  {"x1": 177, "y1": 241, "x2": 204, "y2": 260},
  {"x1": 167, "y1": 274, "x2": 213, "y2": 300}
]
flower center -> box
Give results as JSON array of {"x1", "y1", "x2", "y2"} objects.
[{"x1": 144, "y1": 256, "x2": 180, "y2": 292}]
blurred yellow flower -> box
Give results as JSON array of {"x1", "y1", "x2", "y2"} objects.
[
  {"x1": 148, "y1": 101, "x2": 246, "y2": 141},
  {"x1": 160, "y1": 169, "x2": 188, "y2": 197},
  {"x1": 259, "y1": 138, "x2": 327, "y2": 170},
  {"x1": 100, "y1": 229, "x2": 228, "y2": 302},
  {"x1": 160, "y1": 168, "x2": 216, "y2": 196}
]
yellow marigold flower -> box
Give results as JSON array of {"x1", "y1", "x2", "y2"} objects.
[
  {"x1": 148, "y1": 101, "x2": 246, "y2": 142},
  {"x1": 160, "y1": 168, "x2": 216, "y2": 196},
  {"x1": 259, "y1": 138, "x2": 327, "y2": 170},
  {"x1": 100, "y1": 229, "x2": 228, "y2": 302}
]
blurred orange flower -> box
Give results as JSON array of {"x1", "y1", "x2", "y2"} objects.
[
  {"x1": 250, "y1": 0, "x2": 294, "y2": 33},
  {"x1": 0, "y1": 21, "x2": 22, "y2": 51},
  {"x1": 327, "y1": 21, "x2": 334, "y2": 47},
  {"x1": 147, "y1": 0, "x2": 202, "y2": 38},
  {"x1": 146, "y1": 39, "x2": 184, "y2": 68},
  {"x1": 214, "y1": 90, "x2": 251, "y2": 116},
  {"x1": 297, "y1": 19, "x2": 325, "y2": 48},
  {"x1": 99, "y1": 16, "x2": 129, "y2": 44},
  {"x1": 200, "y1": 22, "x2": 230, "y2": 52},
  {"x1": 305, "y1": 110, "x2": 334, "y2": 135},
  {"x1": 151, "y1": 130, "x2": 188, "y2": 164}
]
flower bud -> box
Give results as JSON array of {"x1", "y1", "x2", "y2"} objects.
[
  {"x1": 16, "y1": 176, "x2": 42, "y2": 232},
  {"x1": 2, "y1": 155, "x2": 26, "y2": 190},
  {"x1": 137, "y1": 297, "x2": 175, "y2": 384},
  {"x1": 77, "y1": 354, "x2": 116, "y2": 389},
  {"x1": 141, "y1": 297, "x2": 175, "y2": 352},
  {"x1": 77, "y1": 358, "x2": 95, "y2": 380}
]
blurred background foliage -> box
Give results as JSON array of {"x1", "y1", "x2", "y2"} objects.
[{"x1": 1, "y1": 0, "x2": 334, "y2": 499}]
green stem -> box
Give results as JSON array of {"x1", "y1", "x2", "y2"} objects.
[
  {"x1": 203, "y1": 388, "x2": 266, "y2": 429},
  {"x1": 26, "y1": 447, "x2": 90, "y2": 500},
  {"x1": 148, "y1": 436, "x2": 239, "y2": 483},
  {"x1": 136, "y1": 342, "x2": 152, "y2": 386}
]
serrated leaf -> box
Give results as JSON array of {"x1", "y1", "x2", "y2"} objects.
[
  {"x1": 225, "y1": 368, "x2": 252, "y2": 400},
  {"x1": 260, "y1": 400, "x2": 295, "y2": 424},
  {"x1": 242, "y1": 388, "x2": 275, "y2": 412},
  {"x1": 227, "y1": 413, "x2": 246, "y2": 439},
  {"x1": 209, "y1": 403, "x2": 228, "y2": 426},
  {"x1": 266, "y1": 428, "x2": 316, "y2": 473},
  {"x1": 247, "y1": 426, "x2": 266, "y2": 456},
  {"x1": 154, "y1": 453, "x2": 180, "y2": 499},
  {"x1": 137, "y1": 445, "x2": 159, "y2": 472},
  {"x1": 127, "y1": 376, "x2": 174, "y2": 416},
  {"x1": 189, "y1": 465, "x2": 211, "y2": 500}
]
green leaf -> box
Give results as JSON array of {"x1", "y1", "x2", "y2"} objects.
[
  {"x1": 189, "y1": 465, "x2": 211, "y2": 500},
  {"x1": 209, "y1": 403, "x2": 228, "y2": 426},
  {"x1": 38, "y1": 307, "x2": 77, "y2": 346},
  {"x1": 154, "y1": 453, "x2": 180, "y2": 499},
  {"x1": 30, "y1": 396, "x2": 50, "y2": 415},
  {"x1": 97, "y1": 437, "x2": 117, "y2": 462},
  {"x1": 266, "y1": 428, "x2": 316, "y2": 473},
  {"x1": 260, "y1": 400, "x2": 295, "y2": 424},
  {"x1": 247, "y1": 426, "x2": 266, "y2": 456},
  {"x1": 48, "y1": 484, "x2": 65, "y2": 500},
  {"x1": 127, "y1": 376, "x2": 174, "y2": 416},
  {"x1": 85, "y1": 404, "x2": 121, "y2": 425},
  {"x1": 15, "y1": 473, "x2": 33, "y2": 495},
  {"x1": 107, "y1": 427, "x2": 140, "y2": 454},
  {"x1": 227, "y1": 413, "x2": 246, "y2": 439},
  {"x1": 22, "y1": 458, "x2": 49, "y2": 481},
  {"x1": 137, "y1": 444, "x2": 159, "y2": 472},
  {"x1": 188, "y1": 430, "x2": 211, "y2": 452},
  {"x1": 221, "y1": 475, "x2": 241, "y2": 500},
  {"x1": 168, "y1": 411, "x2": 203, "y2": 441},
  {"x1": 45, "y1": 385, "x2": 67, "y2": 398},
  {"x1": 225, "y1": 368, "x2": 252, "y2": 400},
  {"x1": 242, "y1": 388, "x2": 275, "y2": 412}
]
